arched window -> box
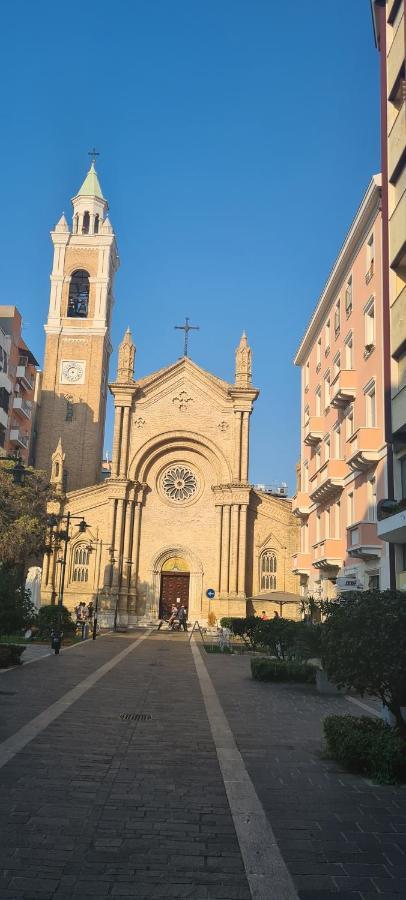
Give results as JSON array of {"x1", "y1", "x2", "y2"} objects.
[
  {"x1": 67, "y1": 270, "x2": 90, "y2": 318},
  {"x1": 82, "y1": 211, "x2": 90, "y2": 234},
  {"x1": 94, "y1": 214, "x2": 99, "y2": 234},
  {"x1": 260, "y1": 550, "x2": 277, "y2": 591},
  {"x1": 72, "y1": 544, "x2": 90, "y2": 583}
]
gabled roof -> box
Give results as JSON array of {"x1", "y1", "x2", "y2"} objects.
[
  {"x1": 76, "y1": 162, "x2": 104, "y2": 200},
  {"x1": 136, "y1": 356, "x2": 233, "y2": 397}
]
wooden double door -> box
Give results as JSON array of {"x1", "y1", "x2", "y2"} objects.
[{"x1": 159, "y1": 573, "x2": 190, "y2": 620}]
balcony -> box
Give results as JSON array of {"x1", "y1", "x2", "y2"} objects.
[
  {"x1": 392, "y1": 384, "x2": 406, "y2": 438},
  {"x1": 388, "y1": 102, "x2": 406, "y2": 183},
  {"x1": 9, "y1": 428, "x2": 29, "y2": 449},
  {"x1": 346, "y1": 427, "x2": 382, "y2": 472},
  {"x1": 292, "y1": 552, "x2": 311, "y2": 575},
  {"x1": 387, "y1": 18, "x2": 404, "y2": 99},
  {"x1": 391, "y1": 285, "x2": 406, "y2": 357},
  {"x1": 330, "y1": 370, "x2": 357, "y2": 408},
  {"x1": 309, "y1": 459, "x2": 347, "y2": 504},
  {"x1": 377, "y1": 498, "x2": 406, "y2": 543},
  {"x1": 16, "y1": 364, "x2": 34, "y2": 392},
  {"x1": 13, "y1": 396, "x2": 32, "y2": 419},
  {"x1": 292, "y1": 491, "x2": 311, "y2": 518},
  {"x1": 304, "y1": 416, "x2": 324, "y2": 446},
  {"x1": 347, "y1": 522, "x2": 382, "y2": 560},
  {"x1": 313, "y1": 539, "x2": 344, "y2": 571},
  {"x1": 389, "y1": 187, "x2": 406, "y2": 269}
]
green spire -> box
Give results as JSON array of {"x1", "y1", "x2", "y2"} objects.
[{"x1": 76, "y1": 161, "x2": 104, "y2": 199}]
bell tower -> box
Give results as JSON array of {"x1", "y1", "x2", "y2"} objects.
[{"x1": 35, "y1": 160, "x2": 119, "y2": 491}]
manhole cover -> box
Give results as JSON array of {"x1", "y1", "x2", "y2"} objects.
[{"x1": 120, "y1": 713, "x2": 152, "y2": 722}]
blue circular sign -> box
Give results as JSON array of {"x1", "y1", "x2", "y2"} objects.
[{"x1": 206, "y1": 588, "x2": 215, "y2": 599}]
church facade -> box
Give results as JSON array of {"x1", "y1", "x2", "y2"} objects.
[{"x1": 37, "y1": 165, "x2": 299, "y2": 625}]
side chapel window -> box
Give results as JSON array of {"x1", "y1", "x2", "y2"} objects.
[
  {"x1": 72, "y1": 545, "x2": 90, "y2": 582},
  {"x1": 67, "y1": 270, "x2": 90, "y2": 318},
  {"x1": 260, "y1": 550, "x2": 277, "y2": 591}
]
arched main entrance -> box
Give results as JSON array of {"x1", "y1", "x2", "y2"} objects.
[
  {"x1": 149, "y1": 546, "x2": 203, "y2": 622},
  {"x1": 159, "y1": 556, "x2": 190, "y2": 619}
]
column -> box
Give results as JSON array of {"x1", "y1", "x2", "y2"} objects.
[
  {"x1": 123, "y1": 498, "x2": 134, "y2": 588},
  {"x1": 220, "y1": 505, "x2": 231, "y2": 595},
  {"x1": 112, "y1": 499, "x2": 125, "y2": 588},
  {"x1": 104, "y1": 499, "x2": 116, "y2": 588},
  {"x1": 238, "y1": 504, "x2": 248, "y2": 596},
  {"x1": 111, "y1": 406, "x2": 123, "y2": 477},
  {"x1": 214, "y1": 505, "x2": 222, "y2": 595},
  {"x1": 241, "y1": 412, "x2": 250, "y2": 482},
  {"x1": 130, "y1": 500, "x2": 142, "y2": 592},
  {"x1": 229, "y1": 504, "x2": 239, "y2": 595},
  {"x1": 119, "y1": 407, "x2": 131, "y2": 477},
  {"x1": 232, "y1": 411, "x2": 243, "y2": 481}
]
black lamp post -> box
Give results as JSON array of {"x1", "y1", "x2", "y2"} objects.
[
  {"x1": 46, "y1": 512, "x2": 90, "y2": 651},
  {"x1": 2, "y1": 449, "x2": 30, "y2": 486}
]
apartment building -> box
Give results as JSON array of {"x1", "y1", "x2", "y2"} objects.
[
  {"x1": 372, "y1": 1, "x2": 406, "y2": 587},
  {"x1": 292, "y1": 177, "x2": 390, "y2": 600},
  {"x1": 0, "y1": 306, "x2": 38, "y2": 463}
]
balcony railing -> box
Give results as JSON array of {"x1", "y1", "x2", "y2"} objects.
[
  {"x1": 13, "y1": 396, "x2": 32, "y2": 419},
  {"x1": 304, "y1": 416, "x2": 324, "y2": 446},
  {"x1": 292, "y1": 491, "x2": 311, "y2": 518},
  {"x1": 330, "y1": 370, "x2": 357, "y2": 408},
  {"x1": 9, "y1": 428, "x2": 29, "y2": 449},
  {"x1": 347, "y1": 521, "x2": 382, "y2": 560},
  {"x1": 346, "y1": 427, "x2": 382, "y2": 471},
  {"x1": 309, "y1": 459, "x2": 347, "y2": 504},
  {"x1": 16, "y1": 364, "x2": 34, "y2": 391},
  {"x1": 312, "y1": 538, "x2": 345, "y2": 571},
  {"x1": 292, "y1": 552, "x2": 311, "y2": 575},
  {"x1": 377, "y1": 498, "x2": 406, "y2": 543}
]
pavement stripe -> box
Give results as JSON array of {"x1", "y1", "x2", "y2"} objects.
[
  {"x1": 190, "y1": 639, "x2": 298, "y2": 900},
  {"x1": 0, "y1": 631, "x2": 150, "y2": 770},
  {"x1": 346, "y1": 695, "x2": 382, "y2": 718}
]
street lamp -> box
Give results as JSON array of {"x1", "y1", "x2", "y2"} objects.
[
  {"x1": 2, "y1": 449, "x2": 30, "y2": 485},
  {"x1": 84, "y1": 534, "x2": 103, "y2": 640},
  {"x1": 46, "y1": 512, "x2": 90, "y2": 651}
]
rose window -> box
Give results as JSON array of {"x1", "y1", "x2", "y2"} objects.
[{"x1": 162, "y1": 466, "x2": 197, "y2": 502}]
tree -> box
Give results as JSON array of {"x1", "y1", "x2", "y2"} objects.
[
  {"x1": 0, "y1": 569, "x2": 37, "y2": 636},
  {"x1": 0, "y1": 462, "x2": 52, "y2": 569},
  {"x1": 322, "y1": 591, "x2": 406, "y2": 734}
]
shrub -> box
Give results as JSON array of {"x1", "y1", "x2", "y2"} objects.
[
  {"x1": 251, "y1": 656, "x2": 317, "y2": 683},
  {"x1": 292, "y1": 621, "x2": 323, "y2": 661},
  {"x1": 219, "y1": 617, "x2": 233, "y2": 629},
  {"x1": 0, "y1": 643, "x2": 26, "y2": 668},
  {"x1": 207, "y1": 611, "x2": 217, "y2": 627},
  {"x1": 324, "y1": 714, "x2": 406, "y2": 784},
  {"x1": 37, "y1": 604, "x2": 75, "y2": 637},
  {"x1": 322, "y1": 590, "x2": 406, "y2": 732}
]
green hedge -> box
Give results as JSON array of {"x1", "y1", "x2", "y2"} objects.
[
  {"x1": 324, "y1": 714, "x2": 406, "y2": 784},
  {"x1": 37, "y1": 604, "x2": 76, "y2": 637},
  {"x1": 0, "y1": 643, "x2": 26, "y2": 668},
  {"x1": 251, "y1": 657, "x2": 317, "y2": 683}
]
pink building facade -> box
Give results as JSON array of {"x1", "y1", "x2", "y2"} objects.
[{"x1": 293, "y1": 177, "x2": 390, "y2": 600}]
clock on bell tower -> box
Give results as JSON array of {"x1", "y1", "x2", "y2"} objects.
[{"x1": 34, "y1": 159, "x2": 119, "y2": 491}]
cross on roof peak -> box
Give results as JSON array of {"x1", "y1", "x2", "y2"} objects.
[{"x1": 174, "y1": 317, "x2": 200, "y2": 357}]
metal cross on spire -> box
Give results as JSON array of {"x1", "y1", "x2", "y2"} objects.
[
  {"x1": 174, "y1": 317, "x2": 200, "y2": 357},
  {"x1": 88, "y1": 147, "x2": 100, "y2": 165}
]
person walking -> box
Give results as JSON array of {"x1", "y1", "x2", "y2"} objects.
[{"x1": 178, "y1": 604, "x2": 187, "y2": 632}]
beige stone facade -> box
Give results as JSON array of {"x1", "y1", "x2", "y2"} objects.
[{"x1": 41, "y1": 330, "x2": 299, "y2": 625}]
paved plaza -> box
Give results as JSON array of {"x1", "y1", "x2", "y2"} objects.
[{"x1": 0, "y1": 632, "x2": 405, "y2": 900}]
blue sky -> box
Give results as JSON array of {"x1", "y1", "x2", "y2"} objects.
[{"x1": 0, "y1": 1, "x2": 379, "y2": 490}]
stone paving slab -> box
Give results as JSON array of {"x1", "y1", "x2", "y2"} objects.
[
  {"x1": 0, "y1": 633, "x2": 251, "y2": 899},
  {"x1": 204, "y1": 649, "x2": 406, "y2": 900}
]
